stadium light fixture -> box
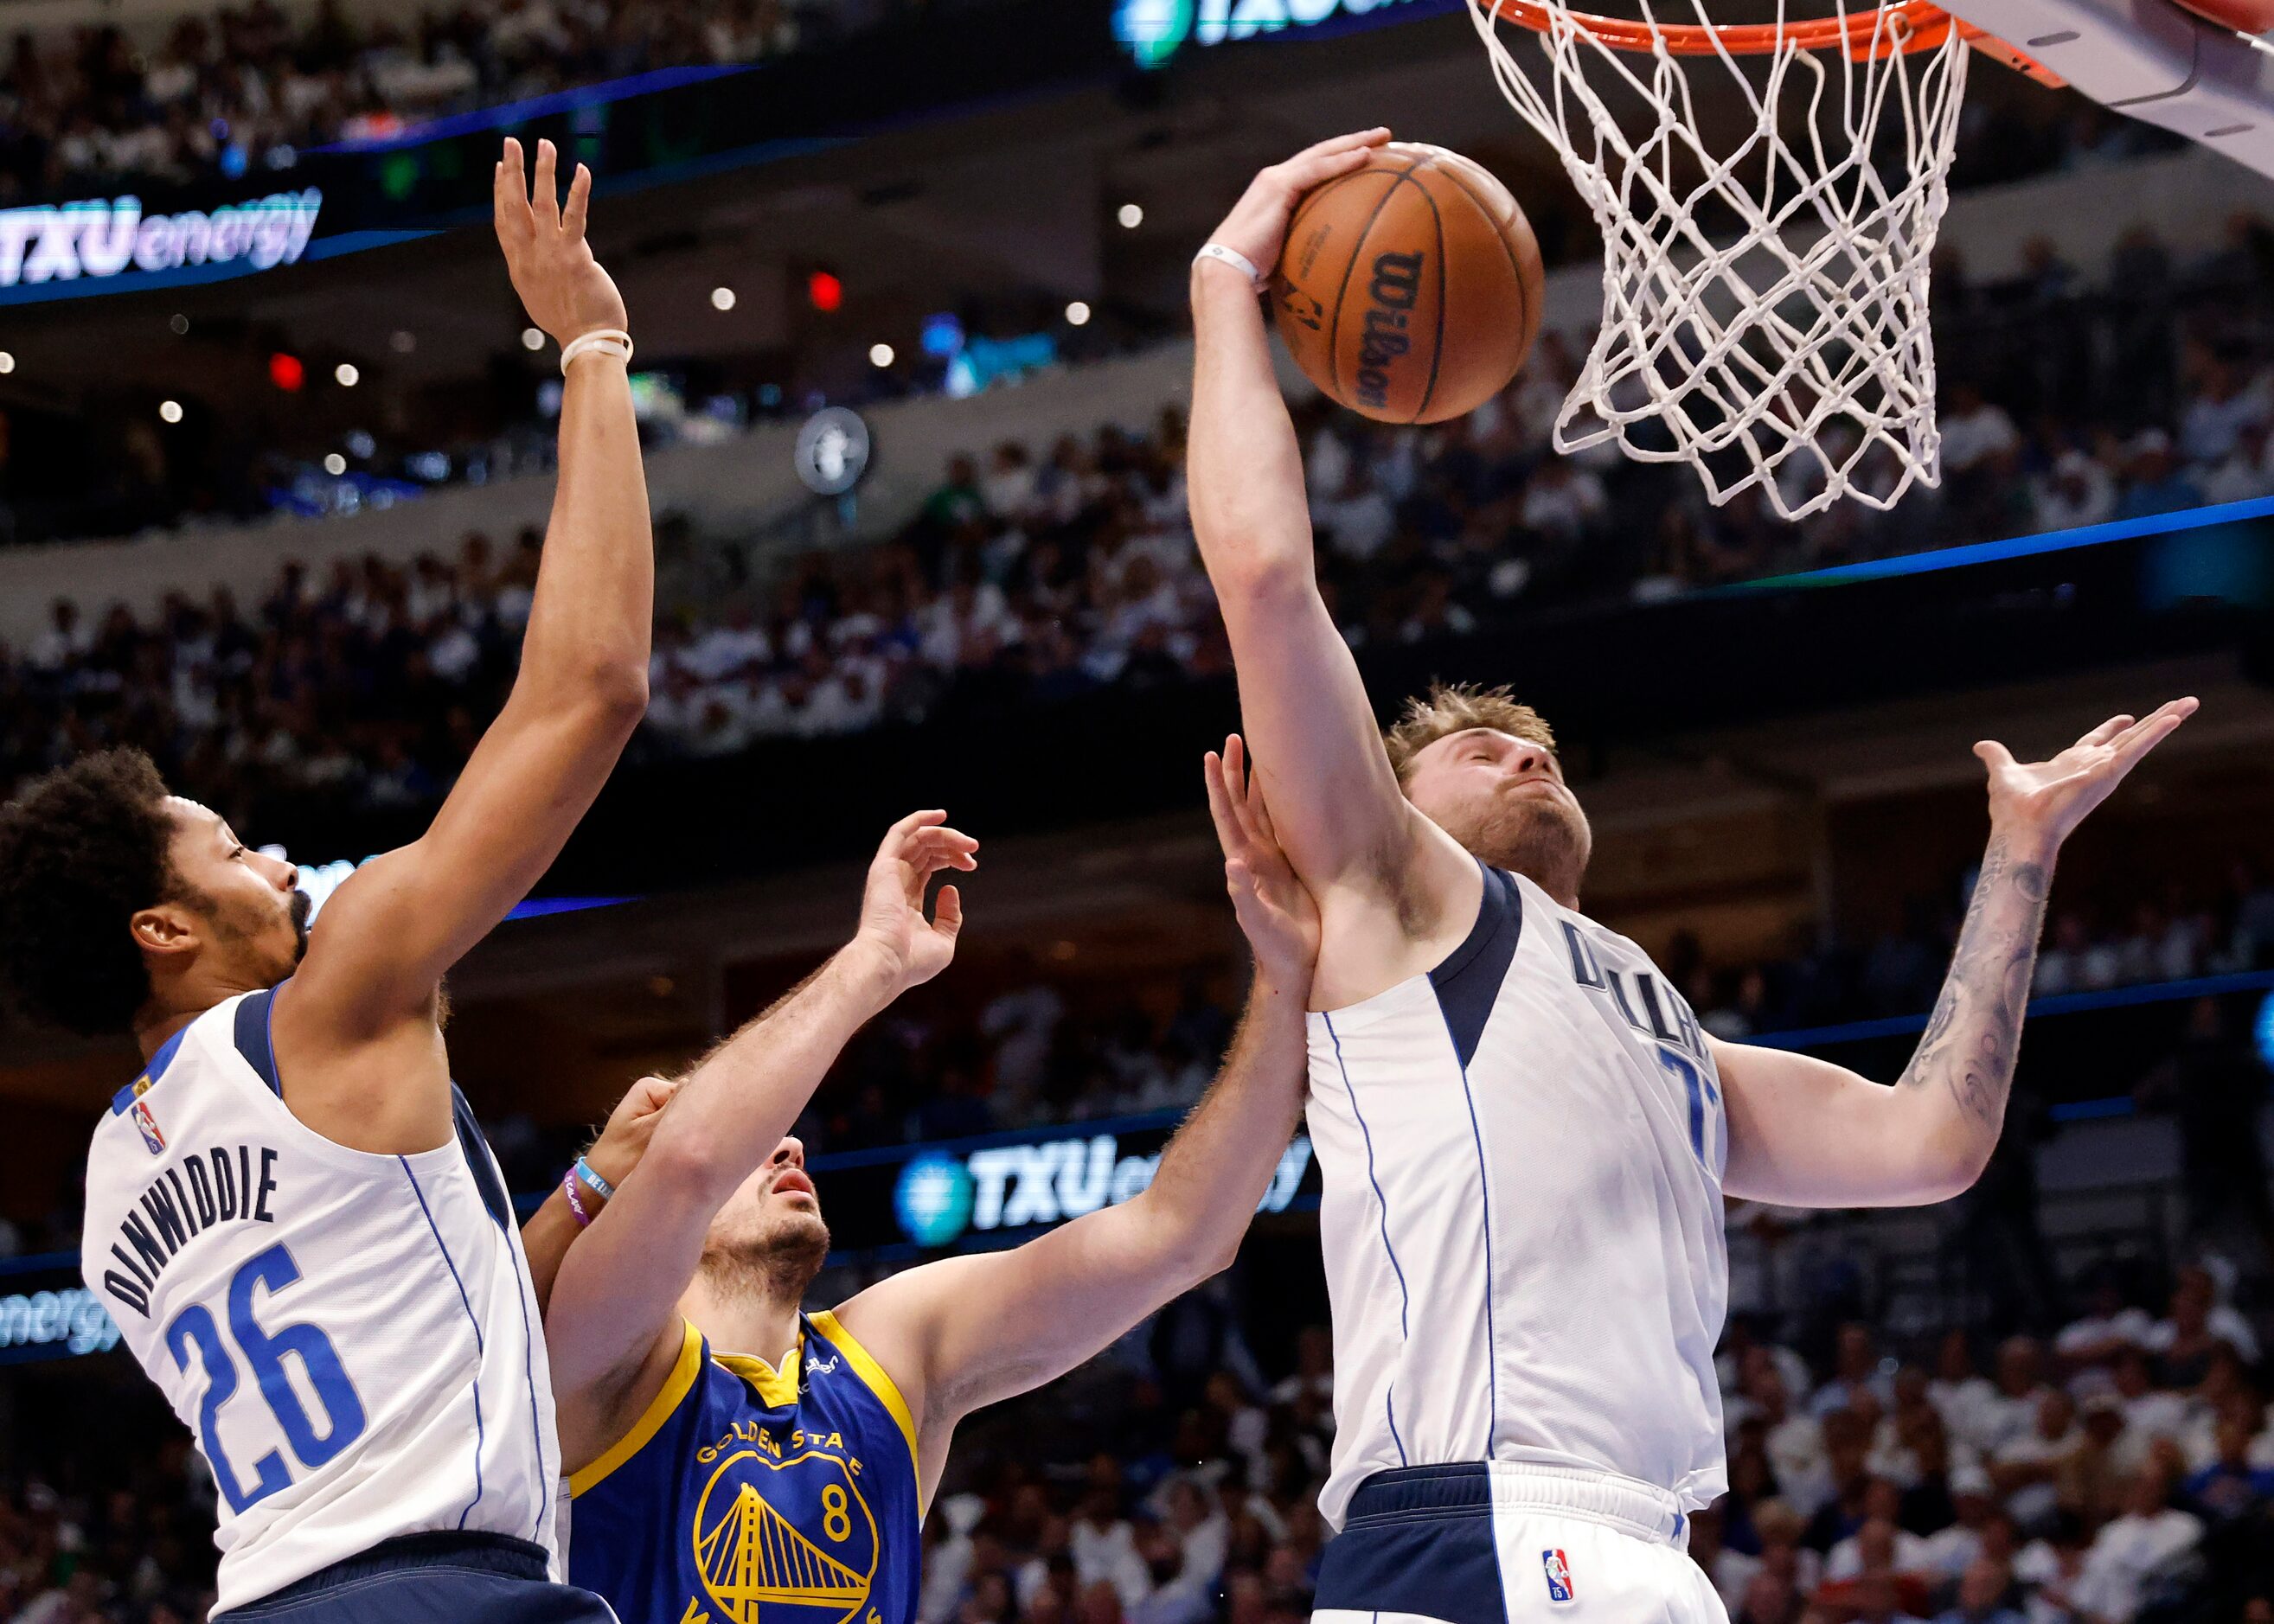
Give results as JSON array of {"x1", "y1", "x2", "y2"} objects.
[
  {"x1": 869, "y1": 342, "x2": 895, "y2": 368},
  {"x1": 0, "y1": 352, "x2": 14, "y2": 374},
  {"x1": 158, "y1": 400, "x2": 183, "y2": 424},
  {"x1": 335, "y1": 362, "x2": 360, "y2": 387},
  {"x1": 1066, "y1": 301, "x2": 1092, "y2": 326},
  {"x1": 1117, "y1": 203, "x2": 1143, "y2": 229},
  {"x1": 711, "y1": 286, "x2": 736, "y2": 311},
  {"x1": 322, "y1": 452, "x2": 347, "y2": 476},
  {"x1": 521, "y1": 327, "x2": 545, "y2": 352}
]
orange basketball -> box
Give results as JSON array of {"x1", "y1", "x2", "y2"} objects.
[{"x1": 1271, "y1": 142, "x2": 1544, "y2": 425}]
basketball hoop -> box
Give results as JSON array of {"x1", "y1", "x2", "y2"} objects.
[{"x1": 1470, "y1": 0, "x2": 2040, "y2": 519}]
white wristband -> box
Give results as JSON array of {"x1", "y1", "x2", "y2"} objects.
[
  {"x1": 560, "y1": 329, "x2": 634, "y2": 374},
  {"x1": 1194, "y1": 242, "x2": 1267, "y2": 291}
]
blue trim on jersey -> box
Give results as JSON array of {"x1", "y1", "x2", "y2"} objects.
[
  {"x1": 1428, "y1": 862, "x2": 1512, "y2": 1458},
  {"x1": 1438, "y1": 1006, "x2": 1501, "y2": 1459},
  {"x1": 232, "y1": 985, "x2": 285, "y2": 1097},
  {"x1": 449, "y1": 1086, "x2": 514, "y2": 1231},
  {"x1": 1427, "y1": 865, "x2": 1522, "y2": 1070},
  {"x1": 1323, "y1": 1011, "x2": 1409, "y2": 1467},
  {"x1": 398, "y1": 1156, "x2": 487, "y2": 1529},
  {"x1": 112, "y1": 1021, "x2": 190, "y2": 1114},
  {"x1": 503, "y1": 1224, "x2": 551, "y2": 1543}
]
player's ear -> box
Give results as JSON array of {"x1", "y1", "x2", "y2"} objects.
[{"x1": 131, "y1": 901, "x2": 202, "y2": 960}]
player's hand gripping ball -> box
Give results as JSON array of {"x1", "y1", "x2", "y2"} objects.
[{"x1": 1272, "y1": 141, "x2": 1544, "y2": 425}]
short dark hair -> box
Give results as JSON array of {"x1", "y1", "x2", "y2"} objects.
[{"x1": 0, "y1": 749, "x2": 179, "y2": 1036}]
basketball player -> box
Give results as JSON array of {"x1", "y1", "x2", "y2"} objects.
[
  {"x1": 1186, "y1": 127, "x2": 2199, "y2": 1624},
  {"x1": 0, "y1": 139, "x2": 645, "y2": 1621},
  {"x1": 530, "y1": 740, "x2": 1315, "y2": 1624}
]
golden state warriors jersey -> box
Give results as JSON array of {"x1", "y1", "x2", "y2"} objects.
[{"x1": 568, "y1": 1311, "x2": 919, "y2": 1624}]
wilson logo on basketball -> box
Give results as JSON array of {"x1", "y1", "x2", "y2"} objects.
[{"x1": 1353, "y1": 251, "x2": 1423, "y2": 411}]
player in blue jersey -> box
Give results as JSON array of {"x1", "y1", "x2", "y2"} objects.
[
  {"x1": 0, "y1": 139, "x2": 648, "y2": 1621},
  {"x1": 528, "y1": 738, "x2": 1316, "y2": 1624}
]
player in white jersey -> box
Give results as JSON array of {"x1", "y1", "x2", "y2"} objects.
[
  {"x1": 1185, "y1": 126, "x2": 2200, "y2": 1624},
  {"x1": 0, "y1": 138, "x2": 648, "y2": 1622}
]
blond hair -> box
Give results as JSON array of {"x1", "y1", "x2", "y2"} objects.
[{"x1": 1382, "y1": 681, "x2": 1557, "y2": 783}]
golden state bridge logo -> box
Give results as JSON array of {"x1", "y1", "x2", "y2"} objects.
[{"x1": 690, "y1": 1448, "x2": 878, "y2": 1624}]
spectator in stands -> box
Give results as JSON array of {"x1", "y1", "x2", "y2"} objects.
[
  {"x1": 2072, "y1": 1459, "x2": 2201, "y2": 1621},
  {"x1": 1937, "y1": 1556, "x2": 2026, "y2": 1624}
]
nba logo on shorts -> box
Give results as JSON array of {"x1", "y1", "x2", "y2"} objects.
[
  {"x1": 131, "y1": 1101, "x2": 165, "y2": 1155},
  {"x1": 1541, "y1": 1549, "x2": 1574, "y2": 1603}
]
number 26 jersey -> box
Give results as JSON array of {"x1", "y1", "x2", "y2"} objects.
[{"x1": 80, "y1": 984, "x2": 561, "y2": 1614}]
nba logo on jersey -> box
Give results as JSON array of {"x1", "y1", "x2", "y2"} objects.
[
  {"x1": 1541, "y1": 1550, "x2": 1574, "y2": 1603},
  {"x1": 131, "y1": 1100, "x2": 165, "y2": 1155}
]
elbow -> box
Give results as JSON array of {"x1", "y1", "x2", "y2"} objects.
[
  {"x1": 636, "y1": 1130, "x2": 730, "y2": 1208},
  {"x1": 1206, "y1": 545, "x2": 1316, "y2": 612},
  {"x1": 580, "y1": 657, "x2": 650, "y2": 735},
  {"x1": 1907, "y1": 1143, "x2": 1994, "y2": 1207}
]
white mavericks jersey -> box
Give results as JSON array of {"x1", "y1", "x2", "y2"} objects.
[
  {"x1": 80, "y1": 985, "x2": 561, "y2": 1614},
  {"x1": 1305, "y1": 863, "x2": 1729, "y2": 1529}
]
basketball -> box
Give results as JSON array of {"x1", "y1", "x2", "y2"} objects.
[{"x1": 1271, "y1": 141, "x2": 1544, "y2": 425}]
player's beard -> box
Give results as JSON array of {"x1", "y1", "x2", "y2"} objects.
[
  {"x1": 1449, "y1": 796, "x2": 1592, "y2": 903},
  {"x1": 701, "y1": 1212, "x2": 831, "y2": 1308}
]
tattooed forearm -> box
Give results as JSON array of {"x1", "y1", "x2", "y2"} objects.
[{"x1": 1896, "y1": 835, "x2": 2052, "y2": 1133}]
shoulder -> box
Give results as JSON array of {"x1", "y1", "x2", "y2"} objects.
[{"x1": 809, "y1": 1304, "x2": 920, "y2": 1476}]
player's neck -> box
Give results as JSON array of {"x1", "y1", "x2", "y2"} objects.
[
  {"x1": 132, "y1": 964, "x2": 274, "y2": 1060},
  {"x1": 681, "y1": 1273, "x2": 804, "y2": 1370}
]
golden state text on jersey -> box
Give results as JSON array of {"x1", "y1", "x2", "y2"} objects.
[{"x1": 569, "y1": 1312, "x2": 919, "y2": 1624}]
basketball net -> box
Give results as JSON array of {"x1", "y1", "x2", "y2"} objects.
[{"x1": 1467, "y1": 0, "x2": 1970, "y2": 519}]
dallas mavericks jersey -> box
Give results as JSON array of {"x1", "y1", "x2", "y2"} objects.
[
  {"x1": 80, "y1": 985, "x2": 562, "y2": 1614},
  {"x1": 1305, "y1": 863, "x2": 1729, "y2": 1529},
  {"x1": 568, "y1": 1312, "x2": 920, "y2": 1624}
]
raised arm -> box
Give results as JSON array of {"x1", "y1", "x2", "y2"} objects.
[
  {"x1": 1716, "y1": 700, "x2": 2197, "y2": 1207},
  {"x1": 832, "y1": 738, "x2": 1315, "y2": 1501},
  {"x1": 274, "y1": 138, "x2": 652, "y2": 1151},
  {"x1": 1188, "y1": 132, "x2": 1454, "y2": 907},
  {"x1": 543, "y1": 812, "x2": 974, "y2": 1468}
]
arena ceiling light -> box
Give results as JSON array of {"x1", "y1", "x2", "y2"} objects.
[
  {"x1": 521, "y1": 328, "x2": 544, "y2": 351},
  {"x1": 170, "y1": 314, "x2": 189, "y2": 336},
  {"x1": 868, "y1": 342, "x2": 895, "y2": 368},
  {"x1": 335, "y1": 362, "x2": 360, "y2": 387},
  {"x1": 158, "y1": 400, "x2": 183, "y2": 424},
  {"x1": 1116, "y1": 203, "x2": 1143, "y2": 229},
  {"x1": 0, "y1": 352, "x2": 14, "y2": 374},
  {"x1": 710, "y1": 286, "x2": 736, "y2": 311},
  {"x1": 322, "y1": 452, "x2": 347, "y2": 476},
  {"x1": 1066, "y1": 301, "x2": 1092, "y2": 327}
]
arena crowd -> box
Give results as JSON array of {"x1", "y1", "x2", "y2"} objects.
[{"x1": 1, "y1": 1252, "x2": 2269, "y2": 1624}]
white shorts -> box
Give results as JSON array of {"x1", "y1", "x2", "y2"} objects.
[{"x1": 1311, "y1": 1461, "x2": 1728, "y2": 1624}]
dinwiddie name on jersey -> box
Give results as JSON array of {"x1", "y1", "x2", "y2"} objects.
[{"x1": 101, "y1": 1143, "x2": 280, "y2": 1318}]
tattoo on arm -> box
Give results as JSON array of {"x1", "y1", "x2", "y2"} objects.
[{"x1": 1897, "y1": 837, "x2": 2051, "y2": 1130}]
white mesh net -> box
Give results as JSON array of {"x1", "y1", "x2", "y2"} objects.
[{"x1": 1467, "y1": 0, "x2": 1970, "y2": 519}]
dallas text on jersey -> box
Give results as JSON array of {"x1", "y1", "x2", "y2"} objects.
[{"x1": 99, "y1": 1143, "x2": 281, "y2": 1317}]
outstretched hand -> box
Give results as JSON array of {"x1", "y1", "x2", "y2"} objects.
[
  {"x1": 1200, "y1": 129, "x2": 1392, "y2": 287},
  {"x1": 855, "y1": 809, "x2": 978, "y2": 994},
  {"x1": 1205, "y1": 735, "x2": 1319, "y2": 1000},
  {"x1": 1976, "y1": 698, "x2": 2198, "y2": 852},
  {"x1": 494, "y1": 137, "x2": 627, "y2": 348}
]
